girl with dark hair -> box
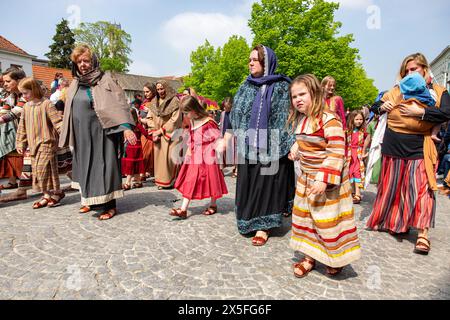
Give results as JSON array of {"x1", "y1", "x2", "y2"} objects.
[
  {"x1": 122, "y1": 108, "x2": 151, "y2": 190},
  {"x1": 170, "y1": 96, "x2": 228, "y2": 219}
]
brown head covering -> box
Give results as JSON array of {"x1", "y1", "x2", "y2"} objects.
[
  {"x1": 149, "y1": 80, "x2": 180, "y2": 117},
  {"x1": 71, "y1": 53, "x2": 104, "y2": 87}
]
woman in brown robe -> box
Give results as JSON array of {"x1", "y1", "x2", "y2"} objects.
[{"x1": 146, "y1": 80, "x2": 182, "y2": 189}]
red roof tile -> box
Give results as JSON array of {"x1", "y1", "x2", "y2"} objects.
[
  {"x1": 0, "y1": 35, "x2": 30, "y2": 56},
  {"x1": 32, "y1": 65, "x2": 73, "y2": 93}
]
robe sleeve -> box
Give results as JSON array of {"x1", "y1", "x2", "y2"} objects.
[
  {"x1": 314, "y1": 119, "x2": 346, "y2": 186},
  {"x1": 161, "y1": 107, "x2": 182, "y2": 141},
  {"x1": 15, "y1": 111, "x2": 27, "y2": 151}
]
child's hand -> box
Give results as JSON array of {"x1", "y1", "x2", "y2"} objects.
[
  {"x1": 216, "y1": 139, "x2": 226, "y2": 154},
  {"x1": 124, "y1": 130, "x2": 137, "y2": 146},
  {"x1": 16, "y1": 147, "x2": 23, "y2": 155},
  {"x1": 288, "y1": 152, "x2": 300, "y2": 161},
  {"x1": 431, "y1": 135, "x2": 441, "y2": 143},
  {"x1": 362, "y1": 152, "x2": 369, "y2": 159},
  {"x1": 308, "y1": 181, "x2": 327, "y2": 196}
]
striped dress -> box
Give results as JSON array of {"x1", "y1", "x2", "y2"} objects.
[
  {"x1": 290, "y1": 112, "x2": 361, "y2": 268},
  {"x1": 16, "y1": 99, "x2": 63, "y2": 192}
]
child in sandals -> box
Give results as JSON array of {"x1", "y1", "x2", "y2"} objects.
[
  {"x1": 16, "y1": 78, "x2": 65, "y2": 209},
  {"x1": 170, "y1": 96, "x2": 228, "y2": 219}
]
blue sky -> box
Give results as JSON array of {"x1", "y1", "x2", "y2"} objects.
[{"x1": 1, "y1": 0, "x2": 449, "y2": 92}]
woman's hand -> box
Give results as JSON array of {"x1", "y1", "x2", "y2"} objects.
[
  {"x1": 380, "y1": 101, "x2": 395, "y2": 113},
  {"x1": 308, "y1": 181, "x2": 328, "y2": 196},
  {"x1": 398, "y1": 103, "x2": 425, "y2": 118},
  {"x1": 124, "y1": 130, "x2": 137, "y2": 146}
]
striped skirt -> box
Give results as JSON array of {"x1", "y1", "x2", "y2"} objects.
[
  {"x1": 366, "y1": 156, "x2": 435, "y2": 233},
  {"x1": 290, "y1": 172, "x2": 361, "y2": 268},
  {"x1": 31, "y1": 150, "x2": 60, "y2": 192}
]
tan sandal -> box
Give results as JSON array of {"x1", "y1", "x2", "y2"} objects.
[
  {"x1": 414, "y1": 237, "x2": 430, "y2": 255},
  {"x1": 122, "y1": 184, "x2": 131, "y2": 191},
  {"x1": 293, "y1": 258, "x2": 316, "y2": 278}
]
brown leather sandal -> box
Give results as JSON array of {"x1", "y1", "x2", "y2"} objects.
[
  {"x1": 326, "y1": 266, "x2": 344, "y2": 276},
  {"x1": 99, "y1": 209, "x2": 117, "y2": 221},
  {"x1": 252, "y1": 230, "x2": 269, "y2": 246},
  {"x1": 414, "y1": 236, "x2": 430, "y2": 255},
  {"x1": 202, "y1": 205, "x2": 217, "y2": 216},
  {"x1": 293, "y1": 258, "x2": 316, "y2": 278},
  {"x1": 79, "y1": 206, "x2": 91, "y2": 214},
  {"x1": 169, "y1": 208, "x2": 187, "y2": 219},
  {"x1": 0, "y1": 182, "x2": 18, "y2": 190},
  {"x1": 48, "y1": 192, "x2": 65, "y2": 208},
  {"x1": 122, "y1": 183, "x2": 131, "y2": 191},
  {"x1": 133, "y1": 182, "x2": 144, "y2": 189},
  {"x1": 352, "y1": 195, "x2": 361, "y2": 204},
  {"x1": 33, "y1": 197, "x2": 50, "y2": 209}
]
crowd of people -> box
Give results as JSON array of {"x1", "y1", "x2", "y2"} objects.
[{"x1": 1, "y1": 44, "x2": 449, "y2": 279}]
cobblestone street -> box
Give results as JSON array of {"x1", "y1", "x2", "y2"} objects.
[{"x1": 0, "y1": 172, "x2": 449, "y2": 300}]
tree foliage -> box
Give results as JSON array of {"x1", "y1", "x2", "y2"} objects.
[
  {"x1": 184, "y1": 36, "x2": 250, "y2": 103},
  {"x1": 74, "y1": 21, "x2": 132, "y2": 73},
  {"x1": 186, "y1": 0, "x2": 378, "y2": 108},
  {"x1": 249, "y1": 0, "x2": 378, "y2": 108},
  {"x1": 45, "y1": 19, "x2": 75, "y2": 69}
]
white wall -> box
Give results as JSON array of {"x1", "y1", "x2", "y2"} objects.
[
  {"x1": 0, "y1": 51, "x2": 33, "y2": 77},
  {"x1": 431, "y1": 49, "x2": 450, "y2": 91}
]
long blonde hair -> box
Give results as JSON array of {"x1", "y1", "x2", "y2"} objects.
[
  {"x1": 398, "y1": 53, "x2": 430, "y2": 81},
  {"x1": 287, "y1": 74, "x2": 325, "y2": 132}
]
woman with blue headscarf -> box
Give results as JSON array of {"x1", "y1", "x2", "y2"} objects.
[{"x1": 223, "y1": 44, "x2": 295, "y2": 246}]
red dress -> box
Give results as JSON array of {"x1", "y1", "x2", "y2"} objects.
[
  {"x1": 122, "y1": 124, "x2": 150, "y2": 176},
  {"x1": 175, "y1": 118, "x2": 228, "y2": 200}
]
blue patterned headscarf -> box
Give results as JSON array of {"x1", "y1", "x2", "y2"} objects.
[{"x1": 246, "y1": 46, "x2": 291, "y2": 150}]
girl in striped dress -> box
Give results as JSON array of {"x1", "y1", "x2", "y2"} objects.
[
  {"x1": 16, "y1": 78, "x2": 64, "y2": 209},
  {"x1": 346, "y1": 110, "x2": 370, "y2": 204},
  {"x1": 288, "y1": 74, "x2": 361, "y2": 278}
]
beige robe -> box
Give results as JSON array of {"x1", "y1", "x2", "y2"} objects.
[{"x1": 147, "y1": 96, "x2": 182, "y2": 187}]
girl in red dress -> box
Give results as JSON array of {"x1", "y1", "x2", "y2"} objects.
[
  {"x1": 122, "y1": 108, "x2": 151, "y2": 190},
  {"x1": 347, "y1": 110, "x2": 370, "y2": 204},
  {"x1": 170, "y1": 96, "x2": 228, "y2": 219}
]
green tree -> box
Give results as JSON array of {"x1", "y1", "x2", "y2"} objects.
[
  {"x1": 45, "y1": 19, "x2": 75, "y2": 69},
  {"x1": 184, "y1": 36, "x2": 250, "y2": 103},
  {"x1": 249, "y1": 0, "x2": 378, "y2": 108},
  {"x1": 74, "y1": 21, "x2": 132, "y2": 72},
  {"x1": 184, "y1": 40, "x2": 219, "y2": 96},
  {"x1": 214, "y1": 36, "x2": 251, "y2": 99}
]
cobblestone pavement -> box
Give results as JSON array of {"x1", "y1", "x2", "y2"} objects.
[{"x1": 0, "y1": 171, "x2": 449, "y2": 300}]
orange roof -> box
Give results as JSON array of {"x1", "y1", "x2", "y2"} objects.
[
  {"x1": 0, "y1": 35, "x2": 30, "y2": 56},
  {"x1": 32, "y1": 65, "x2": 73, "y2": 93}
]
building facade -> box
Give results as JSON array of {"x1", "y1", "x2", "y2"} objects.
[
  {"x1": 430, "y1": 46, "x2": 450, "y2": 91},
  {"x1": 0, "y1": 35, "x2": 35, "y2": 76}
]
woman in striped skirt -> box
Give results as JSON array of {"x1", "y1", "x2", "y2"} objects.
[
  {"x1": 288, "y1": 74, "x2": 361, "y2": 278},
  {"x1": 366, "y1": 53, "x2": 450, "y2": 254}
]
